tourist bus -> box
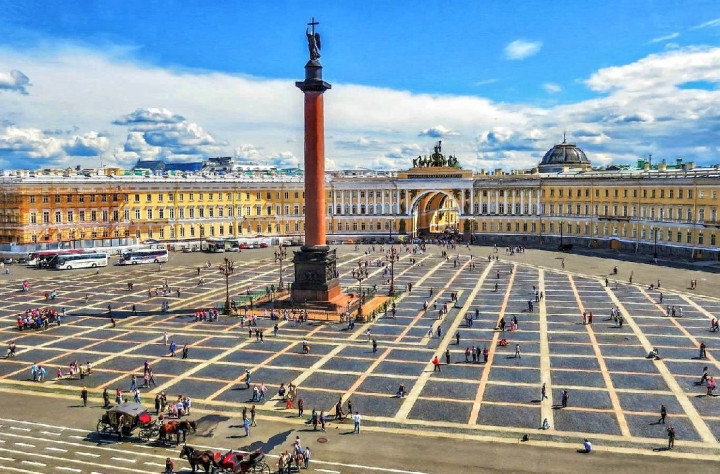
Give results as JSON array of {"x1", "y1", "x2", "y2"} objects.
[
  {"x1": 27, "y1": 249, "x2": 88, "y2": 268},
  {"x1": 54, "y1": 252, "x2": 108, "y2": 270},
  {"x1": 118, "y1": 248, "x2": 169, "y2": 265},
  {"x1": 205, "y1": 237, "x2": 227, "y2": 253}
]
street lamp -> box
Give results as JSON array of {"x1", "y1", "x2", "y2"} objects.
[
  {"x1": 353, "y1": 261, "x2": 370, "y2": 318},
  {"x1": 652, "y1": 226, "x2": 660, "y2": 258},
  {"x1": 274, "y1": 245, "x2": 287, "y2": 290},
  {"x1": 559, "y1": 219, "x2": 564, "y2": 248},
  {"x1": 387, "y1": 245, "x2": 398, "y2": 296},
  {"x1": 218, "y1": 257, "x2": 234, "y2": 314}
]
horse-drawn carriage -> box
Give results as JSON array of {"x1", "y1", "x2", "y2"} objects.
[
  {"x1": 96, "y1": 403, "x2": 156, "y2": 441},
  {"x1": 180, "y1": 446, "x2": 270, "y2": 474}
]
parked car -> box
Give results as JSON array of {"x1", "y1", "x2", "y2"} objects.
[
  {"x1": 239, "y1": 243, "x2": 250, "y2": 249},
  {"x1": 259, "y1": 242, "x2": 269, "y2": 248}
]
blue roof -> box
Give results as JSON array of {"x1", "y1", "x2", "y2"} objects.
[{"x1": 165, "y1": 162, "x2": 202, "y2": 172}]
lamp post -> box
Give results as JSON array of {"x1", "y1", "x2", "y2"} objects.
[
  {"x1": 218, "y1": 257, "x2": 234, "y2": 314},
  {"x1": 387, "y1": 245, "x2": 398, "y2": 296},
  {"x1": 354, "y1": 261, "x2": 369, "y2": 318},
  {"x1": 559, "y1": 219, "x2": 564, "y2": 247},
  {"x1": 652, "y1": 226, "x2": 660, "y2": 258},
  {"x1": 274, "y1": 245, "x2": 287, "y2": 290}
]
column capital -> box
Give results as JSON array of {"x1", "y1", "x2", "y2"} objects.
[{"x1": 296, "y1": 61, "x2": 332, "y2": 92}]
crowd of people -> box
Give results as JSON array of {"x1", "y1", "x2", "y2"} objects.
[{"x1": 17, "y1": 307, "x2": 59, "y2": 330}]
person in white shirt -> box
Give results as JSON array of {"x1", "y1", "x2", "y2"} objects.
[
  {"x1": 304, "y1": 446, "x2": 311, "y2": 469},
  {"x1": 353, "y1": 412, "x2": 361, "y2": 434},
  {"x1": 582, "y1": 439, "x2": 592, "y2": 453}
]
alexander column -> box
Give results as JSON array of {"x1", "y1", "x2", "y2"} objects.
[{"x1": 292, "y1": 18, "x2": 341, "y2": 303}]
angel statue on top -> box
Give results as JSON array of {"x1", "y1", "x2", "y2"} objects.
[{"x1": 306, "y1": 19, "x2": 321, "y2": 60}]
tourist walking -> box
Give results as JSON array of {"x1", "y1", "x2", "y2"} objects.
[
  {"x1": 561, "y1": 390, "x2": 569, "y2": 408},
  {"x1": 352, "y1": 411, "x2": 361, "y2": 434},
  {"x1": 667, "y1": 426, "x2": 675, "y2": 449},
  {"x1": 659, "y1": 404, "x2": 667, "y2": 424},
  {"x1": 81, "y1": 387, "x2": 88, "y2": 407}
]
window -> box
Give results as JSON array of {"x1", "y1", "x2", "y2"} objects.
[
  {"x1": 55, "y1": 211, "x2": 62, "y2": 223},
  {"x1": 158, "y1": 194, "x2": 163, "y2": 202},
  {"x1": 199, "y1": 207, "x2": 204, "y2": 218},
  {"x1": 179, "y1": 208, "x2": 185, "y2": 219},
  {"x1": 90, "y1": 210, "x2": 97, "y2": 221},
  {"x1": 124, "y1": 210, "x2": 130, "y2": 221},
  {"x1": 42, "y1": 195, "x2": 49, "y2": 203},
  {"x1": 168, "y1": 193, "x2": 174, "y2": 201},
  {"x1": 55, "y1": 194, "x2": 61, "y2": 203},
  {"x1": 199, "y1": 193, "x2": 204, "y2": 201},
  {"x1": 113, "y1": 210, "x2": 119, "y2": 221},
  {"x1": 102, "y1": 210, "x2": 108, "y2": 222},
  {"x1": 134, "y1": 194, "x2": 140, "y2": 203},
  {"x1": 30, "y1": 212, "x2": 37, "y2": 224},
  {"x1": 135, "y1": 209, "x2": 141, "y2": 220},
  {"x1": 66, "y1": 195, "x2": 73, "y2": 203},
  {"x1": 79, "y1": 211, "x2": 85, "y2": 222},
  {"x1": 29, "y1": 196, "x2": 36, "y2": 204},
  {"x1": 90, "y1": 194, "x2": 96, "y2": 202},
  {"x1": 67, "y1": 211, "x2": 74, "y2": 222},
  {"x1": 159, "y1": 208, "x2": 165, "y2": 219},
  {"x1": 101, "y1": 194, "x2": 108, "y2": 202}
]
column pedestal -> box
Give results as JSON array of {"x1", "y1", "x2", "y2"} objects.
[{"x1": 292, "y1": 245, "x2": 341, "y2": 302}]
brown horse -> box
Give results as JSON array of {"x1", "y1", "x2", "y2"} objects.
[
  {"x1": 179, "y1": 445, "x2": 215, "y2": 474},
  {"x1": 160, "y1": 420, "x2": 197, "y2": 444}
]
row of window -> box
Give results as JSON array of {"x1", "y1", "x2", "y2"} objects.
[
  {"x1": 28, "y1": 191, "x2": 307, "y2": 205},
  {"x1": 546, "y1": 187, "x2": 718, "y2": 200}
]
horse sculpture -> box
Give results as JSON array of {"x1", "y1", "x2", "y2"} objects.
[
  {"x1": 179, "y1": 445, "x2": 215, "y2": 474},
  {"x1": 160, "y1": 419, "x2": 197, "y2": 444}
]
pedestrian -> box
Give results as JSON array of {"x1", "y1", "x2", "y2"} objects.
[
  {"x1": 699, "y1": 341, "x2": 707, "y2": 359},
  {"x1": 432, "y1": 356, "x2": 441, "y2": 372},
  {"x1": 437, "y1": 326, "x2": 442, "y2": 338},
  {"x1": 155, "y1": 393, "x2": 161, "y2": 414},
  {"x1": 131, "y1": 304, "x2": 137, "y2": 316},
  {"x1": 514, "y1": 343, "x2": 521, "y2": 359},
  {"x1": 304, "y1": 446, "x2": 311, "y2": 469},
  {"x1": 81, "y1": 387, "x2": 88, "y2": 407},
  {"x1": 445, "y1": 348, "x2": 451, "y2": 365},
  {"x1": 561, "y1": 390, "x2": 569, "y2": 408},
  {"x1": 298, "y1": 398, "x2": 304, "y2": 418},
  {"x1": 456, "y1": 332, "x2": 460, "y2": 345},
  {"x1": 169, "y1": 340, "x2": 176, "y2": 357},
  {"x1": 181, "y1": 344, "x2": 188, "y2": 359},
  {"x1": 243, "y1": 415, "x2": 250, "y2": 437},
  {"x1": 320, "y1": 410, "x2": 326, "y2": 431},
  {"x1": 251, "y1": 405, "x2": 257, "y2": 427},
  {"x1": 667, "y1": 425, "x2": 675, "y2": 449},
  {"x1": 372, "y1": 338, "x2": 377, "y2": 354},
  {"x1": 245, "y1": 369, "x2": 251, "y2": 388},
  {"x1": 352, "y1": 411, "x2": 361, "y2": 434},
  {"x1": 103, "y1": 388, "x2": 110, "y2": 408},
  {"x1": 659, "y1": 404, "x2": 667, "y2": 424},
  {"x1": 541, "y1": 383, "x2": 548, "y2": 401},
  {"x1": 163, "y1": 332, "x2": 168, "y2": 346}
]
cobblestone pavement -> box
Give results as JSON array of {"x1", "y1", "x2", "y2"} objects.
[{"x1": 0, "y1": 245, "x2": 719, "y2": 472}]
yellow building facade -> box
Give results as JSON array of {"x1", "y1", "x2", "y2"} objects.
[{"x1": 0, "y1": 143, "x2": 718, "y2": 259}]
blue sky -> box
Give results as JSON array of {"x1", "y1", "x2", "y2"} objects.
[{"x1": 0, "y1": 1, "x2": 719, "y2": 170}]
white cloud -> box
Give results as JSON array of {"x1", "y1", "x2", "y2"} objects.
[
  {"x1": 585, "y1": 46, "x2": 720, "y2": 92},
  {"x1": 0, "y1": 70, "x2": 31, "y2": 95},
  {"x1": 503, "y1": 40, "x2": 543, "y2": 60},
  {"x1": 691, "y1": 18, "x2": 720, "y2": 30},
  {"x1": 474, "y1": 78, "x2": 498, "y2": 86},
  {"x1": 418, "y1": 125, "x2": 460, "y2": 138},
  {"x1": 543, "y1": 83, "x2": 562, "y2": 94},
  {"x1": 649, "y1": 32, "x2": 679, "y2": 43},
  {"x1": 2, "y1": 43, "x2": 720, "y2": 171}
]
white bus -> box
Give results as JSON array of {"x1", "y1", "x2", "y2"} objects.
[
  {"x1": 118, "y1": 248, "x2": 169, "y2": 265},
  {"x1": 55, "y1": 252, "x2": 108, "y2": 270}
]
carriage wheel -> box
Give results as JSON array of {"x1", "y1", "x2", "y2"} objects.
[
  {"x1": 139, "y1": 430, "x2": 149, "y2": 442},
  {"x1": 96, "y1": 420, "x2": 106, "y2": 433},
  {"x1": 255, "y1": 461, "x2": 270, "y2": 474}
]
